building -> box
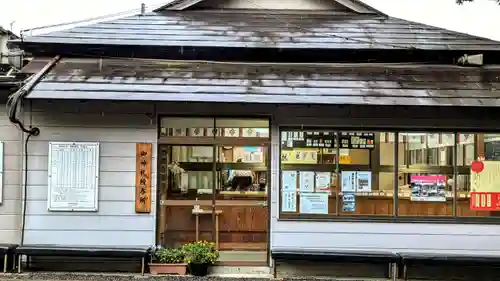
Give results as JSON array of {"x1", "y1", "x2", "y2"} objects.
[
  {"x1": 0, "y1": 26, "x2": 28, "y2": 245},
  {"x1": 8, "y1": 0, "x2": 500, "y2": 279}
]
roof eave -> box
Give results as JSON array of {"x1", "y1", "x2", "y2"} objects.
[
  {"x1": 335, "y1": 0, "x2": 385, "y2": 15},
  {"x1": 153, "y1": 0, "x2": 186, "y2": 11},
  {"x1": 154, "y1": 0, "x2": 384, "y2": 14}
]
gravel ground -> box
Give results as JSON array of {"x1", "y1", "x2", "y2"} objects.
[{"x1": 0, "y1": 272, "x2": 390, "y2": 281}]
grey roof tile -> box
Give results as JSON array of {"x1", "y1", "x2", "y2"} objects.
[
  {"x1": 23, "y1": 58, "x2": 500, "y2": 106},
  {"x1": 21, "y1": 10, "x2": 500, "y2": 50}
]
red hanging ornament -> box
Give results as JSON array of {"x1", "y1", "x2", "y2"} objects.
[{"x1": 471, "y1": 160, "x2": 484, "y2": 173}]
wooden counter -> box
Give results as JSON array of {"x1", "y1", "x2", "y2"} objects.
[{"x1": 162, "y1": 192, "x2": 268, "y2": 251}]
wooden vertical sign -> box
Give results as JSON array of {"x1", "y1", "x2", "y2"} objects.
[{"x1": 136, "y1": 143, "x2": 152, "y2": 213}]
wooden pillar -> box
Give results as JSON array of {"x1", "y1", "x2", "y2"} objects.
[{"x1": 157, "y1": 145, "x2": 169, "y2": 245}]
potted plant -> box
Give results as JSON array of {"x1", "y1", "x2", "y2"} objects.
[
  {"x1": 149, "y1": 246, "x2": 187, "y2": 275},
  {"x1": 181, "y1": 241, "x2": 219, "y2": 276}
]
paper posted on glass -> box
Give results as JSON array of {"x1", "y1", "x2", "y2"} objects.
[
  {"x1": 342, "y1": 193, "x2": 356, "y2": 212},
  {"x1": 410, "y1": 175, "x2": 447, "y2": 202},
  {"x1": 281, "y1": 191, "x2": 297, "y2": 212},
  {"x1": 315, "y1": 172, "x2": 331, "y2": 192},
  {"x1": 341, "y1": 171, "x2": 372, "y2": 212},
  {"x1": 470, "y1": 160, "x2": 500, "y2": 210},
  {"x1": 281, "y1": 171, "x2": 297, "y2": 212},
  {"x1": 299, "y1": 171, "x2": 315, "y2": 192},
  {"x1": 341, "y1": 171, "x2": 372, "y2": 192},
  {"x1": 300, "y1": 192, "x2": 329, "y2": 214}
]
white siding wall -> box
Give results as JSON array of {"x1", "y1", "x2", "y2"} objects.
[
  {"x1": 0, "y1": 105, "x2": 23, "y2": 244},
  {"x1": 269, "y1": 125, "x2": 500, "y2": 256},
  {"x1": 23, "y1": 100, "x2": 156, "y2": 247},
  {"x1": 20, "y1": 99, "x2": 500, "y2": 254},
  {"x1": 0, "y1": 35, "x2": 8, "y2": 64}
]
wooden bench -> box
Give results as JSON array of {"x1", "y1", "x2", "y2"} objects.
[
  {"x1": 0, "y1": 244, "x2": 18, "y2": 273},
  {"x1": 15, "y1": 245, "x2": 150, "y2": 274},
  {"x1": 399, "y1": 252, "x2": 500, "y2": 280},
  {"x1": 272, "y1": 249, "x2": 401, "y2": 279}
]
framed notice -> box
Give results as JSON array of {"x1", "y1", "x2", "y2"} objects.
[{"x1": 47, "y1": 142, "x2": 100, "y2": 211}]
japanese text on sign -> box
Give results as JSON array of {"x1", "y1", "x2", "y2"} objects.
[
  {"x1": 136, "y1": 143, "x2": 152, "y2": 213},
  {"x1": 470, "y1": 192, "x2": 500, "y2": 211}
]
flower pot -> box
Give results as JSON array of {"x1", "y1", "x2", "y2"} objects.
[
  {"x1": 149, "y1": 263, "x2": 188, "y2": 275},
  {"x1": 188, "y1": 263, "x2": 210, "y2": 276}
]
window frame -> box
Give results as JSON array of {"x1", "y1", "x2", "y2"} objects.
[{"x1": 278, "y1": 127, "x2": 500, "y2": 224}]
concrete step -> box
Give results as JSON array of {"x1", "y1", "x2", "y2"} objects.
[
  {"x1": 209, "y1": 265, "x2": 272, "y2": 278},
  {"x1": 218, "y1": 250, "x2": 267, "y2": 262}
]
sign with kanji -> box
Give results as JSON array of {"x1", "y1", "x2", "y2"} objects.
[
  {"x1": 470, "y1": 192, "x2": 500, "y2": 211},
  {"x1": 135, "y1": 143, "x2": 152, "y2": 213}
]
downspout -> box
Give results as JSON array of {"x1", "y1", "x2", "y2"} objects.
[{"x1": 6, "y1": 55, "x2": 61, "y2": 245}]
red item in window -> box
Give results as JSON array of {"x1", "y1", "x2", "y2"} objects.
[
  {"x1": 470, "y1": 192, "x2": 500, "y2": 211},
  {"x1": 471, "y1": 161, "x2": 484, "y2": 173}
]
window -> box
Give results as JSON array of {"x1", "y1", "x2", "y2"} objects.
[
  {"x1": 160, "y1": 117, "x2": 270, "y2": 201},
  {"x1": 278, "y1": 129, "x2": 500, "y2": 221},
  {"x1": 397, "y1": 132, "x2": 454, "y2": 217},
  {"x1": 458, "y1": 133, "x2": 500, "y2": 217},
  {"x1": 279, "y1": 129, "x2": 395, "y2": 217}
]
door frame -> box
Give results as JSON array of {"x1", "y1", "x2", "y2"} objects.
[{"x1": 155, "y1": 116, "x2": 272, "y2": 264}]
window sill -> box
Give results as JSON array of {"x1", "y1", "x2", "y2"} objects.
[{"x1": 277, "y1": 215, "x2": 500, "y2": 225}]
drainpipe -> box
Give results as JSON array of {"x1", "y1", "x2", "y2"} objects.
[
  {"x1": 6, "y1": 55, "x2": 61, "y2": 245},
  {"x1": 7, "y1": 55, "x2": 60, "y2": 135}
]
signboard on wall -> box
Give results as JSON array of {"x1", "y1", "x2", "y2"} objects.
[{"x1": 47, "y1": 142, "x2": 100, "y2": 211}]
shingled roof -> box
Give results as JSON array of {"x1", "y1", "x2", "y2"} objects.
[
  {"x1": 22, "y1": 57, "x2": 500, "y2": 106},
  {"x1": 18, "y1": 0, "x2": 500, "y2": 51}
]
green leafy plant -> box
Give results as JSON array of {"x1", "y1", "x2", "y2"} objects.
[
  {"x1": 181, "y1": 241, "x2": 219, "y2": 265},
  {"x1": 152, "y1": 246, "x2": 185, "y2": 264}
]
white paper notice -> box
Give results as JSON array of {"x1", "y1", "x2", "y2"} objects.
[
  {"x1": 315, "y1": 172, "x2": 331, "y2": 192},
  {"x1": 300, "y1": 192, "x2": 329, "y2": 214},
  {"x1": 299, "y1": 171, "x2": 315, "y2": 192},
  {"x1": 281, "y1": 191, "x2": 297, "y2": 212},
  {"x1": 282, "y1": 171, "x2": 297, "y2": 191},
  {"x1": 341, "y1": 171, "x2": 356, "y2": 192},
  {"x1": 356, "y1": 171, "x2": 372, "y2": 192}
]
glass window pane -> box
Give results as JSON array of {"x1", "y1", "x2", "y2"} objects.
[
  {"x1": 397, "y1": 132, "x2": 454, "y2": 217},
  {"x1": 280, "y1": 129, "x2": 338, "y2": 216},
  {"x1": 280, "y1": 130, "x2": 336, "y2": 165},
  {"x1": 279, "y1": 129, "x2": 395, "y2": 217},
  {"x1": 339, "y1": 132, "x2": 394, "y2": 216},
  {"x1": 458, "y1": 133, "x2": 500, "y2": 217},
  {"x1": 218, "y1": 145, "x2": 268, "y2": 196},
  {"x1": 215, "y1": 118, "x2": 269, "y2": 138},
  {"x1": 161, "y1": 145, "x2": 215, "y2": 200},
  {"x1": 160, "y1": 117, "x2": 215, "y2": 137},
  {"x1": 171, "y1": 145, "x2": 214, "y2": 162}
]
